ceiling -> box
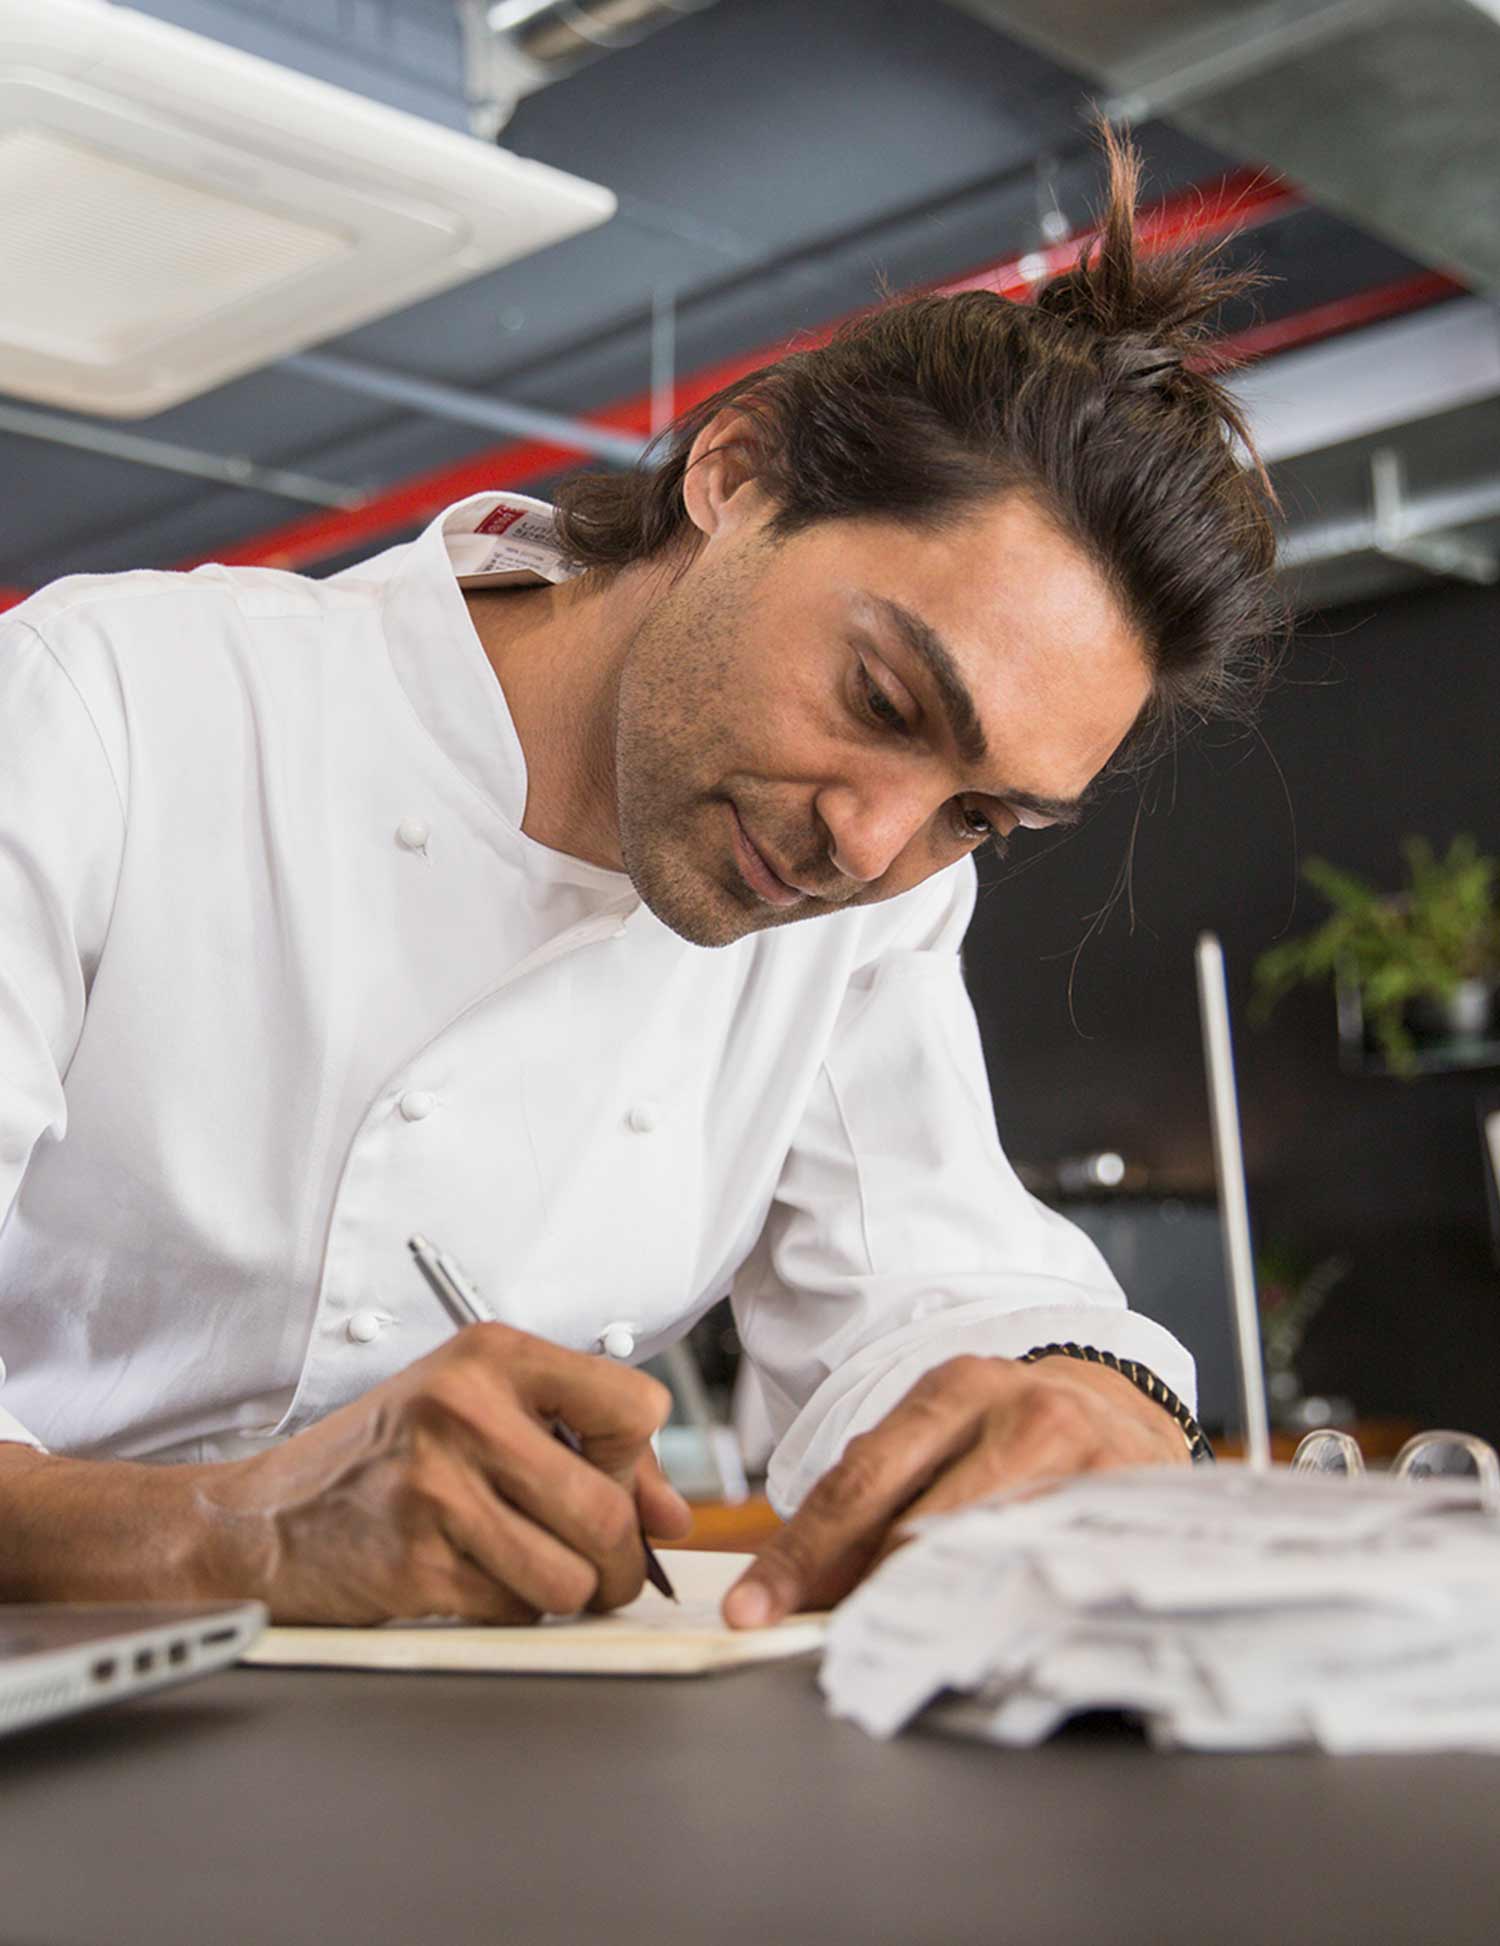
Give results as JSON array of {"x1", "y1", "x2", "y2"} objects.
[{"x1": 1, "y1": 0, "x2": 1493, "y2": 611}]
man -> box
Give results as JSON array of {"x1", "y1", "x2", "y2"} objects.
[{"x1": 0, "y1": 132, "x2": 1277, "y2": 1626}]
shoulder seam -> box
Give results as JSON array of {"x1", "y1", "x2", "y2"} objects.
[{"x1": 7, "y1": 616, "x2": 128, "y2": 827}]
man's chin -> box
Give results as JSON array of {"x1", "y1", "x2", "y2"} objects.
[
  {"x1": 640, "y1": 880, "x2": 765, "y2": 949},
  {"x1": 629, "y1": 852, "x2": 813, "y2": 949}
]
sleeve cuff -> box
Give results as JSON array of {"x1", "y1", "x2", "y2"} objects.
[{"x1": 0, "y1": 1402, "x2": 45, "y2": 1450}]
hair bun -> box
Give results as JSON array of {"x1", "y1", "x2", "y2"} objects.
[
  {"x1": 1114, "y1": 343, "x2": 1185, "y2": 390},
  {"x1": 1033, "y1": 118, "x2": 1264, "y2": 366}
]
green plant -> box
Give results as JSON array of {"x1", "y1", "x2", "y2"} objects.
[
  {"x1": 1252, "y1": 835, "x2": 1500, "y2": 1074},
  {"x1": 1256, "y1": 1243, "x2": 1351, "y2": 1380}
]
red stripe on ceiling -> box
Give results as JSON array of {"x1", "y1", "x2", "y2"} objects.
[
  {"x1": 1210, "y1": 267, "x2": 1462, "y2": 363},
  {"x1": 166, "y1": 171, "x2": 1311, "y2": 579},
  {"x1": 0, "y1": 169, "x2": 1461, "y2": 609},
  {"x1": 937, "y1": 165, "x2": 1300, "y2": 301}
]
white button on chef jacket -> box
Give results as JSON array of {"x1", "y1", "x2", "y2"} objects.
[{"x1": 0, "y1": 490, "x2": 1193, "y2": 1510}]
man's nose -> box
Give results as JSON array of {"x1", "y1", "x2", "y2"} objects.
[{"x1": 815, "y1": 776, "x2": 942, "y2": 885}]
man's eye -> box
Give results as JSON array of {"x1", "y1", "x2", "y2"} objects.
[
  {"x1": 859, "y1": 666, "x2": 909, "y2": 733},
  {"x1": 953, "y1": 800, "x2": 1001, "y2": 849}
]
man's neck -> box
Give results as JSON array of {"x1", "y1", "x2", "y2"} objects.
[{"x1": 462, "y1": 572, "x2": 640, "y2": 871}]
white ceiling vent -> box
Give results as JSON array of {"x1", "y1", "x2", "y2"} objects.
[{"x1": 0, "y1": 0, "x2": 615, "y2": 418}]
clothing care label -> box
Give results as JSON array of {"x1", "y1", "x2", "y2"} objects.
[{"x1": 451, "y1": 502, "x2": 574, "y2": 582}]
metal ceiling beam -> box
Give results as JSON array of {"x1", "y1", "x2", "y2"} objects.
[
  {"x1": 0, "y1": 401, "x2": 362, "y2": 509},
  {"x1": 1100, "y1": 0, "x2": 1395, "y2": 125},
  {"x1": 1280, "y1": 465, "x2": 1500, "y2": 581},
  {"x1": 282, "y1": 350, "x2": 649, "y2": 468},
  {"x1": 947, "y1": 0, "x2": 1391, "y2": 84},
  {"x1": 1369, "y1": 445, "x2": 1499, "y2": 583},
  {"x1": 954, "y1": 0, "x2": 1500, "y2": 294},
  {"x1": 1231, "y1": 293, "x2": 1499, "y2": 465}
]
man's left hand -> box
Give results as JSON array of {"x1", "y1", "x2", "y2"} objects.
[{"x1": 722, "y1": 1352, "x2": 1189, "y2": 1628}]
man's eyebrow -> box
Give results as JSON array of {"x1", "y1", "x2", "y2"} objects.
[
  {"x1": 866, "y1": 594, "x2": 989, "y2": 767},
  {"x1": 862, "y1": 594, "x2": 1087, "y2": 825}
]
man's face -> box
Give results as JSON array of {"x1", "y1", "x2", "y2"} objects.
[{"x1": 613, "y1": 490, "x2": 1152, "y2": 948}]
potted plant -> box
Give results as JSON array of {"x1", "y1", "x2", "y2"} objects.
[
  {"x1": 1252, "y1": 835, "x2": 1500, "y2": 1075},
  {"x1": 1257, "y1": 1243, "x2": 1353, "y2": 1428}
]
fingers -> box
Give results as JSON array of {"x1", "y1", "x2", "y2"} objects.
[
  {"x1": 473, "y1": 1410, "x2": 648, "y2": 1612},
  {"x1": 723, "y1": 1360, "x2": 991, "y2": 1629},
  {"x1": 433, "y1": 1447, "x2": 601, "y2": 1617},
  {"x1": 433, "y1": 1559, "x2": 542, "y2": 1625},
  {"x1": 496, "y1": 1328, "x2": 673, "y2": 1479},
  {"x1": 239, "y1": 1323, "x2": 682, "y2": 1623},
  {"x1": 634, "y1": 1447, "x2": 695, "y2": 1542},
  {"x1": 724, "y1": 1356, "x2": 1177, "y2": 1629},
  {"x1": 444, "y1": 1329, "x2": 685, "y2": 1609}
]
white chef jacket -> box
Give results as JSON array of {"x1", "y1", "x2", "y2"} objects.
[{"x1": 0, "y1": 490, "x2": 1193, "y2": 1513}]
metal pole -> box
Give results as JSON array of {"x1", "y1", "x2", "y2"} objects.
[
  {"x1": 284, "y1": 350, "x2": 647, "y2": 468},
  {"x1": 1196, "y1": 933, "x2": 1272, "y2": 1470},
  {"x1": 1280, "y1": 471, "x2": 1500, "y2": 580},
  {"x1": 0, "y1": 401, "x2": 362, "y2": 508},
  {"x1": 650, "y1": 286, "x2": 677, "y2": 440}
]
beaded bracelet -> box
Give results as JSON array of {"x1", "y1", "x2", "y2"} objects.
[{"x1": 1018, "y1": 1340, "x2": 1215, "y2": 1465}]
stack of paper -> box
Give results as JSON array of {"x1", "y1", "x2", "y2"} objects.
[{"x1": 820, "y1": 1468, "x2": 1500, "y2": 1752}]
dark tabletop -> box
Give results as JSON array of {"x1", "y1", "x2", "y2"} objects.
[{"x1": 2, "y1": 1657, "x2": 1497, "y2": 1946}]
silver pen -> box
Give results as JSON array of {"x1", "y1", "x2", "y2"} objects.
[
  {"x1": 407, "y1": 1231, "x2": 498, "y2": 1329},
  {"x1": 407, "y1": 1232, "x2": 678, "y2": 1602}
]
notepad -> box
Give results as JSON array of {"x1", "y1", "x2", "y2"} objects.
[{"x1": 242, "y1": 1551, "x2": 827, "y2": 1676}]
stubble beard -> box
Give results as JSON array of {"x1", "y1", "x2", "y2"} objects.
[{"x1": 612, "y1": 541, "x2": 797, "y2": 949}]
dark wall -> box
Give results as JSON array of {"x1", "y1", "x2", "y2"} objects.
[{"x1": 966, "y1": 577, "x2": 1500, "y2": 1441}]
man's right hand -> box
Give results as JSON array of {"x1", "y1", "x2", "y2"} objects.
[
  {"x1": 0, "y1": 1323, "x2": 693, "y2": 1624},
  {"x1": 209, "y1": 1322, "x2": 694, "y2": 1623}
]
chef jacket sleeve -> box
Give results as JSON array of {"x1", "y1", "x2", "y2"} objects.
[
  {"x1": 729, "y1": 858, "x2": 1197, "y2": 1517},
  {"x1": 0, "y1": 618, "x2": 126, "y2": 1449}
]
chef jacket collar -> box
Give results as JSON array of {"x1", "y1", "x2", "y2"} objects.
[{"x1": 382, "y1": 490, "x2": 640, "y2": 903}]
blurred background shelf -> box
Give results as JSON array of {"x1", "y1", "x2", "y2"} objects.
[{"x1": 663, "y1": 1495, "x2": 782, "y2": 1552}]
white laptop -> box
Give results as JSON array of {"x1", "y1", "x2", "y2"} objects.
[{"x1": 0, "y1": 1601, "x2": 266, "y2": 1739}]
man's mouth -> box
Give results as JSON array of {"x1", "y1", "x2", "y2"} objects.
[{"x1": 727, "y1": 804, "x2": 807, "y2": 909}]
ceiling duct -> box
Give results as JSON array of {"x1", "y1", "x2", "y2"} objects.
[
  {"x1": 0, "y1": 0, "x2": 615, "y2": 418},
  {"x1": 950, "y1": 0, "x2": 1500, "y2": 294},
  {"x1": 461, "y1": 0, "x2": 719, "y2": 138}
]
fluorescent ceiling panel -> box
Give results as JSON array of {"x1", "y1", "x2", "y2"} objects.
[{"x1": 0, "y1": 0, "x2": 615, "y2": 417}]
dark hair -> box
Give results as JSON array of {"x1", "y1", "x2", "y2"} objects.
[{"x1": 552, "y1": 121, "x2": 1283, "y2": 754}]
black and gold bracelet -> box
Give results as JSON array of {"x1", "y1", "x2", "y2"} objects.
[{"x1": 1018, "y1": 1340, "x2": 1215, "y2": 1465}]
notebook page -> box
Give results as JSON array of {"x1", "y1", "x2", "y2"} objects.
[{"x1": 242, "y1": 1551, "x2": 827, "y2": 1677}]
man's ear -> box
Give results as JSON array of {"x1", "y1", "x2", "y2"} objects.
[{"x1": 680, "y1": 409, "x2": 775, "y2": 543}]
